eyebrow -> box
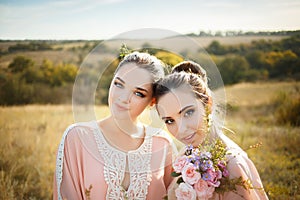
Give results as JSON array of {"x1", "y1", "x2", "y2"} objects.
[
  {"x1": 179, "y1": 105, "x2": 194, "y2": 114},
  {"x1": 135, "y1": 87, "x2": 149, "y2": 93},
  {"x1": 115, "y1": 77, "x2": 149, "y2": 93},
  {"x1": 115, "y1": 77, "x2": 125, "y2": 84},
  {"x1": 161, "y1": 105, "x2": 194, "y2": 120}
]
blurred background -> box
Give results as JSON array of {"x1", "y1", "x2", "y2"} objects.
[{"x1": 0, "y1": 0, "x2": 299, "y2": 199}]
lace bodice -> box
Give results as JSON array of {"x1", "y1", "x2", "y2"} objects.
[
  {"x1": 94, "y1": 124, "x2": 153, "y2": 200},
  {"x1": 55, "y1": 121, "x2": 172, "y2": 200}
]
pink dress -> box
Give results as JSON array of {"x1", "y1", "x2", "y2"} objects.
[{"x1": 53, "y1": 121, "x2": 173, "y2": 200}]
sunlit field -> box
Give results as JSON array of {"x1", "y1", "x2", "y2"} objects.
[
  {"x1": 225, "y1": 81, "x2": 300, "y2": 199},
  {"x1": 0, "y1": 81, "x2": 299, "y2": 199}
]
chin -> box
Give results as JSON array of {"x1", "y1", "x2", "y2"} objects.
[
  {"x1": 112, "y1": 111, "x2": 130, "y2": 120},
  {"x1": 193, "y1": 138, "x2": 204, "y2": 147}
]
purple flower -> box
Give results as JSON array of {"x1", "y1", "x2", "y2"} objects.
[
  {"x1": 202, "y1": 169, "x2": 214, "y2": 181},
  {"x1": 200, "y1": 152, "x2": 212, "y2": 159},
  {"x1": 217, "y1": 161, "x2": 226, "y2": 169},
  {"x1": 187, "y1": 155, "x2": 194, "y2": 163},
  {"x1": 186, "y1": 144, "x2": 193, "y2": 151},
  {"x1": 202, "y1": 172, "x2": 212, "y2": 181},
  {"x1": 185, "y1": 145, "x2": 194, "y2": 156},
  {"x1": 222, "y1": 168, "x2": 229, "y2": 177},
  {"x1": 200, "y1": 160, "x2": 213, "y2": 171},
  {"x1": 217, "y1": 161, "x2": 229, "y2": 177}
]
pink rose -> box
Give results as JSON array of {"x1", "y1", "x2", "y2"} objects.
[
  {"x1": 182, "y1": 163, "x2": 201, "y2": 185},
  {"x1": 175, "y1": 183, "x2": 197, "y2": 200},
  {"x1": 173, "y1": 155, "x2": 188, "y2": 173},
  {"x1": 203, "y1": 169, "x2": 221, "y2": 187},
  {"x1": 194, "y1": 179, "x2": 215, "y2": 200},
  {"x1": 216, "y1": 170, "x2": 222, "y2": 179}
]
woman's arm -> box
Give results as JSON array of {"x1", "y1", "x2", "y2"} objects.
[
  {"x1": 164, "y1": 142, "x2": 174, "y2": 189},
  {"x1": 54, "y1": 126, "x2": 85, "y2": 200},
  {"x1": 225, "y1": 153, "x2": 269, "y2": 200}
]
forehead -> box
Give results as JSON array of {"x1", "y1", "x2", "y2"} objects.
[
  {"x1": 115, "y1": 63, "x2": 153, "y2": 86},
  {"x1": 157, "y1": 88, "x2": 197, "y2": 116}
]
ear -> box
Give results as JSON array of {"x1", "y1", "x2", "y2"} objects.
[{"x1": 149, "y1": 98, "x2": 156, "y2": 107}]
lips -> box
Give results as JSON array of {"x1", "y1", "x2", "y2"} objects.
[
  {"x1": 182, "y1": 133, "x2": 196, "y2": 144},
  {"x1": 115, "y1": 103, "x2": 129, "y2": 111}
]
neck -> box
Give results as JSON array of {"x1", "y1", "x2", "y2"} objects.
[{"x1": 108, "y1": 116, "x2": 144, "y2": 138}]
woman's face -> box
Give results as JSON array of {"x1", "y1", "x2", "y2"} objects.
[
  {"x1": 108, "y1": 63, "x2": 154, "y2": 122},
  {"x1": 156, "y1": 87, "x2": 207, "y2": 147}
]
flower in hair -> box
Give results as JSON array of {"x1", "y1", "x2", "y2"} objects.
[{"x1": 119, "y1": 43, "x2": 132, "y2": 59}]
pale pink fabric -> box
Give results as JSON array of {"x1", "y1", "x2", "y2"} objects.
[
  {"x1": 53, "y1": 122, "x2": 173, "y2": 200},
  {"x1": 212, "y1": 149, "x2": 269, "y2": 200}
]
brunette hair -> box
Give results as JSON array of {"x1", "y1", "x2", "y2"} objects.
[{"x1": 154, "y1": 60, "x2": 211, "y2": 106}]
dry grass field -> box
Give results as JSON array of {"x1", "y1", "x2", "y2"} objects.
[
  {"x1": 225, "y1": 81, "x2": 300, "y2": 200},
  {"x1": 0, "y1": 81, "x2": 299, "y2": 199}
]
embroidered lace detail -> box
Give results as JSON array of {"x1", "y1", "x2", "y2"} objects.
[
  {"x1": 56, "y1": 124, "x2": 76, "y2": 200},
  {"x1": 93, "y1": 123, "x2": 153, "y2": 200},
  {"x1": 55, "y1": 123, "x2": 91, "y2": 200}
]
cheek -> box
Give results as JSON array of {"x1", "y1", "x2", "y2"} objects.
[
  {"x1": 193, "y1": 110, "x2": 205, "y2": 129},
  {"x1": 130, "y1": 97, "x2": 151, "y2": 111},
  {"x1": 108, "y1": 87, "x2": 114, "y2": 104},
  {"x1": 184, "y1": 114, "x2": 201, "y2": 131},
  {"x1": 166, "y1": 125, "x2": 178, "y2": 138},
  {"x1": 194, "y1": 120, "x2": 206, "y2": 145},
  {"x1": 108, "y1": 83, "x2": 119, "y2": 97},
  {"x1": 195, "y1": 116, "x2": 204, "y2": 130}
]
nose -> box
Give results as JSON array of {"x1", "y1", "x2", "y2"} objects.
[
  {"x1": 176, "y1": 119, "x2": 188, "y2": 138},
  {"x1": 119, "y1": 90, "x2": 131, "y2": 104}
]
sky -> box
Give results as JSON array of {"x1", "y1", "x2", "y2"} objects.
[{"x1": 0, "y1": 0, "x2": 300, "y2": 40}]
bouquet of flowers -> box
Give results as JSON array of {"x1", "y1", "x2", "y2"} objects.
[{"x1": 170, "y1": 139, "x2": 243, "y2": 200}]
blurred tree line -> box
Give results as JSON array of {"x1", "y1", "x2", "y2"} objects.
[
  {"x1": 7, "y1": 42, "x2": 53, "y2": 52},
  {"x1": 206, "y1": 34, "x2": 300, "y2": 84},
  {"x1": 0, "y1": 34, "x2": 299, "y2": 105},
  {"x1": 0, "y1": 56, "x2": 77, "y2": 105},
  {"x1": 189, "y1": 30, "x2": 300, "y2": 37}
]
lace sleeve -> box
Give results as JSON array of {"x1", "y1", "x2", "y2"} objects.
[{"x1": 54, "y1": 124, "x2": 77, "y2": 200}]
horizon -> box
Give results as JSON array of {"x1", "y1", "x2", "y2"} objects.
[{"x1": 0, "y1": 29, "x2": 299, "y2": 41}]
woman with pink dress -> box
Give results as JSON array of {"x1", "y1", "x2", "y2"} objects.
[
  {"x1": 53, "y1": 52, "x2": 174, "y2": 200},
  {"x1": 154, "y1": 61, "x2": 269, "y2": 199}
]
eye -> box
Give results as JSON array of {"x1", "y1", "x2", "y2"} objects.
[
  {"x1": 114, "y1": 81, "x2": 123, "y2": 88},
  {"x1": 184, "y1": 109, "x2": 195, "y2": 117},
  {"x1": 134, "y1": 91, "x2": 146, "y2": 98},
  {"x1": 164, "y1": 119, "x2": 175, "y2": 125}
]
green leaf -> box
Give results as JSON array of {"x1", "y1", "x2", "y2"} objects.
[
  {"x1": 171, "y1": 171, "x2": 181, "y2": 177},
  {"x1": 176, "y1": 177, "x2": 184, "y2": 184}
]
